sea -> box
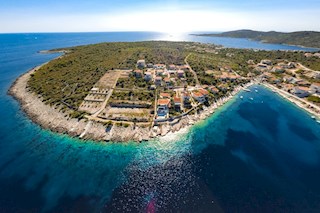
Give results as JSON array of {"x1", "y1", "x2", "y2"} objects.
[{"x1": 0, "y1": 32, "x2": 320, "y2": 213}]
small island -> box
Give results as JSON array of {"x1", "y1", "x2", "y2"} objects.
[{"x1": 9, "y1": 41, "x2": 320, "y2": 142}]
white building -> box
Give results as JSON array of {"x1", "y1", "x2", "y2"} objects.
[
  {"x1": 192, "y1": 92, "x2": 206, "y2": 103},
  {"x1": 144, "y1": 72, "x2": 153, "y2": 81},
  {"x1": 137, "y1": 60, "x2": 146, "y2": 68},
  {"x1": 153, "y1": 64, "x2": 166, "y2": 69},
  {"x1": 177, "y1": 70, "x2": 185, "y2": 78},
  {"x1": 310, "y1": 83, "x2": 320, "y2": 94},
  {"x1": 261, "y1": 59, "x2": 272, "y2": 66}
]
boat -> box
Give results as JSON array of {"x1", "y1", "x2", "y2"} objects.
[
  {"x1": 255, "y1": 90, "x2": 258, "y2": 92},
  {"x1": 311, "y1": 116, "x2": 316, "y2": 119},
  {"x1": 240, "y1": 96, "x2": 243, "y2": 99},
  {"x1": 243, "y1": 88, "x2": 251, "y2": 92},
  {"x1": 250, "y1": 97, "x2": 254, "y2": 100},
  {"x1": 317, "y1": 120, "x2": 320, "y2": 124}
]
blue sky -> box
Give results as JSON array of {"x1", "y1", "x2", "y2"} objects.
[{"x1": 0, "y1": 0, "x2": 319, "y2": 32}]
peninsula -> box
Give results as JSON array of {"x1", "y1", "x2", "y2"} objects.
[
  {"x1": 193, "y1": 30, "x2": 320, "y2": 49},
  {"x1": 9, "y1": 41, "x2": 320, "y2": 142}
]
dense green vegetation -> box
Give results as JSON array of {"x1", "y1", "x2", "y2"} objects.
[
  {"x1": 194, "y1": 30, "x2": 320, "y2": 48},
  {"x1": 28, "y1": 41, "x2": 192, "y2": 112},
  {"x1": 110, "y1": 90, "x2": 155, "y2": 102},
  {"x1": 28, "y1": 41, "x2": 320, "y2": 116},
  {"x1": 308, "y1": 95, "x2": 320, "y2": 103},
  {"x1": 188, "y1": 48, "x2": 320, "y2": 75},
  {"x1": 116, "y1": 76, "x2": 152, "y2": 89}
]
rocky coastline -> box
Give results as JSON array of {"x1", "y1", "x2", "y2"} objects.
[{"x1": 9, "y1": 63, "x2": 253, "y2": 142}]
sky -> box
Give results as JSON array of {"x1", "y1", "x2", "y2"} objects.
[{"x1": 0, "y1": 0, "x2": 319, "y2": 33}]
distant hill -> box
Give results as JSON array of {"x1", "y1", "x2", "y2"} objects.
[{"x1": 193, "y1": 30, "x2": 320, "y2": 48}]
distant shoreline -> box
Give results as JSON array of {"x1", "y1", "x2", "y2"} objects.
[{"x1": 191, "y1": 30, "x2": 320, "y2": 50}]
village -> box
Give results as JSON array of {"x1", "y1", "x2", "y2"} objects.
[
  {"x1": 245, "y1": 55, "x2": 320, "y2": 117},
  {"x1": 13, "y1": 39, "x2": 320, "y2": 142},
  {"x1": 78, "y1": 57, "x2": 248, "y2": 133},
  {"x1": 77, "y1": 51, "x2": 320, "y2": 137},
  {"x1": 253, "y1": 57, "x2": 320, "y2": 101}
]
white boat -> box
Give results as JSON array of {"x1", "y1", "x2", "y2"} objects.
[
  {"x1": 255, "y1": 90, "x2": 258, "y2": 92},
  {"x1": 311, "y1": 116, "x2": 316, "y2": 119},
  {"x1": 250, "y1": 97, "x2": 254, "y2": 100},
  {"x1": 317, "y1": 120, "x2": 320, "y2": 124},
  {"x1": 243, "y1": 89, "x2": 251, "y2": 92},
  {"x1": 240, "y1": 96, "x2": 243, "y2": 99}
]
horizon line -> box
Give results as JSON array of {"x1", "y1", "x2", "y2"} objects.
[{"x1": 1, "y1": 29, "x2": 320, "y2": 34}]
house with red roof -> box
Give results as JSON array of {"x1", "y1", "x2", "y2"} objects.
[
  {"x1": 209, "y1": 86, "x2": 219, "y2": 94},
  {"x1": 158, "y1": 99, "x2": 171, "y2": 107},
  {"x1": 199, "y1": 88, "x2": 209, "y2": 96},
  {"x1": 160, "y1": 92, "x2": 171, "y2": 99},
  {"x1": 174, "y1": 96, "x2": 182, "y2": 111},
  {"x1": 157, "y1": 99, "x2": 171, "y2": 117},
  {"x1": 192, "y1": 92, "x2": 206, "y2": 103}
]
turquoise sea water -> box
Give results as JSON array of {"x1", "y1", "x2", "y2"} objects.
[{"x1": 1, "y1": 32, "x2": 320, "y2": 212}]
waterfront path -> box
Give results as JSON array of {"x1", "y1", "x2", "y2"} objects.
[{"x1": 263, "y1": 83, "x2": 320, "y2": 118}]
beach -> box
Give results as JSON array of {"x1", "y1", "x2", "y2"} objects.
[{"x1": 262, "y1": 82, "x2": 320, "y2": 120}]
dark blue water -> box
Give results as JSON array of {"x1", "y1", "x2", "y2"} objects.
[{"x1": 1, "y1": 32, "x2": 320, "y2": 212}]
